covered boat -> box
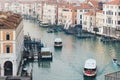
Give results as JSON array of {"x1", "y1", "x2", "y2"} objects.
[
  {"x1": 40, "y1": 47, "x2": 52, "y2": 60},
  {"x1": 83, "y1": 59, "x2": 97, "y2": 77}
]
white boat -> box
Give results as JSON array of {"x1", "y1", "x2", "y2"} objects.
[
  {"x1": 41, "y1": 47, "x2": 52, "y2": 60},
  {"x1": 40, "y1": 22, "x2": 49, "y2": 28},
  {"x1": 83, "y1": 59, "x2": 97, "y2": 77},
  {"x1": 54, "y1": 38, "x2": 63, "y2": 47}
]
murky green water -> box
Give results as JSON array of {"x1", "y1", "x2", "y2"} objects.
[{"x1": 23, "y1": 20, "x2": 120, "y2": 80}]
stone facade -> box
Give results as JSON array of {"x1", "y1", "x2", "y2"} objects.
[{"x1": 0, "y1": 11, "x2": 23, "y2": 76}]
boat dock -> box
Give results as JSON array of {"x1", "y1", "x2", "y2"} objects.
[{"x1": 23, "y1": 35, "x2": 44, "y2": 60}]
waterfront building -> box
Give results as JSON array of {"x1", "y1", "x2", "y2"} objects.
[
  {"x1": 18, "y1": 1, "x2": 33, "y2": 16},
  {"x1": 96, "y1": 10, "x2": 104, "y2": 35},
  {"x1": 76, "y1": 3, "x2": 93, "y2": 25},
  {"x1": 103, "y1": 0, "x2": 120, "y2": 38},
  {"x1": 58, "y1": 5, "x2": 73, "y2": 26},
  {"x1": 4, "y1": 1, "x2": 21, "y2": 14},
  {"x1": 42, "y1": 2, "x2": 56, "y2": 24},
  {"x1": 75, "y1": 0, "x2": 100, "y2": 25},
  {"x1": 0, "y1": 11, "x2": 23, "y2": 76},
  {"x1": 83, "y1": 10, "x2": 104, "y2": 34},
  {"x1": 82, "y1": 10, "x2": 95, "y2": 32}
]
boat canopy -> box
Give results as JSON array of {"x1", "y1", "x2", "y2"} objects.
[
  {"x1": 41, "y1": 48, "x2": 51, "y2": 52},
  {"x1": 54, "y1": 38, "x2": 62, "y2": 42},
  {"x1": 84, "y1": 59, "x2": 96, "y2": 69}
]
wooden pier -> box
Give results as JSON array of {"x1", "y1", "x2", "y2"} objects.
[{"x1": 23, "y1": 35, "x2": 43, "y2": 60}]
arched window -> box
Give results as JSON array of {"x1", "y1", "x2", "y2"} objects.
[
  {"x1": 6, "y1": 45, "x2": 10, "y2": 53},
  {"x1": 6, "y1": 33, "x2": 10, "y2": 40}
]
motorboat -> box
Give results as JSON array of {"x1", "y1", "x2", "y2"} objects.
[
  {"x1": 83, "y1": 59, "x2": 97, "y2": 77},
  {"x1": 40, "y1": 47, "x2": 52, "y2": 60},
  {"x1": 54, "y1": 38, "x2": 63, "y2": 47}
]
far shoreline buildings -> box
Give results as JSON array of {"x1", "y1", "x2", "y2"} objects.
[{"x1": 0, "y1": 0, "x2": 119, "y2": 39}]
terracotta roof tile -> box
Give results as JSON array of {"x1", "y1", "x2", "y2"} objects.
[
  {"x1": 0, "y1": 11, "x2": 22, "y2": 29},
  {"x1": 106, "y1": 0, "x2": 120, "y2": 5},
  {"x1": 75, "y1": 3, "x2": 93, "y2": 9},
  {"x1": 88, "y1": 0, "x2": 99, "y2": 8}
]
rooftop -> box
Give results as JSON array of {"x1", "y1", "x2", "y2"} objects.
[
  {"x1": 0, "y1": 11, "x2": 22, "y2": 29},
  {"x1": 106, "y1": 0, "x2": 120, "y2": 5},
  {"x1": 88, "y1": 0, "x2": 99, "y2": 8},
  {"x1": 84, "y1": 10, "x2": 96, "y2": 16},
  {"x1": 75, "y1": 3, "x2": 93, "y2": 9}
]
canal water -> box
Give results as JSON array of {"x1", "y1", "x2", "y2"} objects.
[{"x1": 23, "y1": 20, "x2": 120, "y2": 80}]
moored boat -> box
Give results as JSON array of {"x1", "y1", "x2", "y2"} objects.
[
  {"x1": 113, "y1": 58, "x2": 117, "y2": 64},
  {"x1": 54, "y1": 38, "x2": 63, "y2": 48},
  {"x1": 83, "y1": 59, "x2": 97, "y2": 77},
  {"x1": 40, "y1": 47, "x2": 52, "y2": 60}
]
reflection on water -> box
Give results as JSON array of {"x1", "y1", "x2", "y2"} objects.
[
  {"x1": 38, "y1": 61, "x2": 51, "y2": 68},
  {"x1": 84, "y1": 76, "x2": 96, "y2": 80},
  {"x1": 23, "y1": 20, "x2": 120, "y2": 80}
]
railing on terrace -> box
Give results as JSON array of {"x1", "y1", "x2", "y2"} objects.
[{"x1": 105, "y1": 71, "x2": 120, "y2": 80}]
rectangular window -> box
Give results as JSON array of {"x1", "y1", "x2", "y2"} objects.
[
  {"x1": 118, "y1": 12, "x2": 120, "y2": 16},
  {"x1": 118, "y1": 21, "x2": 120, "y2": 25},
  {"x1": 84, "y1": 10, "x2": 87, "y2": 12},
  {"x1": 80, "y1": 15, "x2": 82, "y2": 19},
  {"x1": 63, "y1": 9, "x2": 69, "y2": 11},
  {"x1": 106, "y1": 12, "x2": 108, "y2": 15},
  {"x1": 6, "y1": 33, "x2": 10, "y2": 40},
  {"x1": 107, "y1": 11, "x2": 113, "y2": 15},
  {"x1": 6, "y1": 45, "x2": 10, "y2": 53},
  {"x1": 119, "y1": 6, "x2": 120, "y2": 9},
  {"x1": 90, "y1": 17, "x2": 92, "y2": 20},
  {"x1": 108, "y1": 18, "x2": 112, "y2": 24},
  {"x1": 80, "y1": 21, "x2": 82, "y2": 24},
  {"x1": 74, "y1": 10, "x2": 77, "y2": 12}
]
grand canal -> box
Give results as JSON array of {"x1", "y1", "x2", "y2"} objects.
[{"x1": 23, "y1": 20, "x2": 120, "y2": 80}]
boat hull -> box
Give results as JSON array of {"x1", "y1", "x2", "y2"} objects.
[{"x1": 83, "y1": 71, "x2": 97, "y2": 77}]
